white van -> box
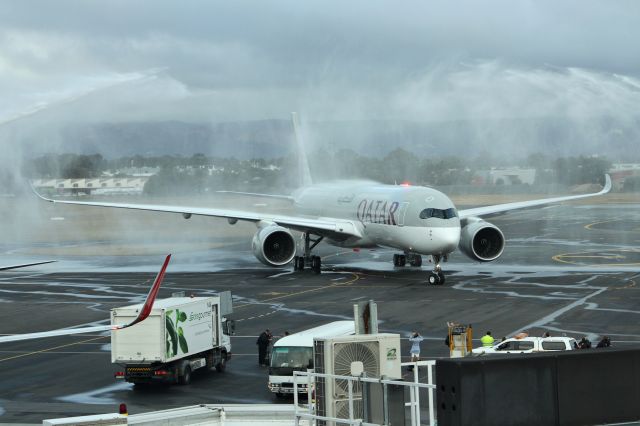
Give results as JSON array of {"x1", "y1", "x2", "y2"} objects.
[{"x1": 268, "y1": 320, "x2": 355, "y2": 397}]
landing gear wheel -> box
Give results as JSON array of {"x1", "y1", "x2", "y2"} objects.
[
  {"x1": 294, "y1": 256, "x2": 305, "y2": 271},
  {"x1": 427, "y1": 272, "x2": 439, "y2": 285},
  {"x1": 437, "y1": 271, "x2": 445, "y2": 285},
  {"x1": 409, "y1": 255, "x2": 422, "y2": 267},
  {"x1": 179, "y1": 366, "x2": 192, "y2": 385},
  {"x1": 393, "y1": 254, "x2": 399, "y2": 267},
  {"x1": 311, "y1": 255, "x2": 321, "y2": 274}
]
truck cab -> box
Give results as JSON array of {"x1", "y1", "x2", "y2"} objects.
[{"x1": 472, "y1": 336, "x2": 577, "y2": 355}]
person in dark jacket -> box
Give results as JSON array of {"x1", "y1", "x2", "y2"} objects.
[
  {"x1": 596, "y1": 336, "x2": 611, "y2": 348},
  {"x1": 257, "y1": 329, "x2": 272, "y2": 366},
  {"x1": 578, "y1": 336, "x2": 592, "y2": 349}
]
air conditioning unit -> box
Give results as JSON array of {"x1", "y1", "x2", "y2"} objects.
[{"x1": 314, "y1": 333, "x2": 402, "y2": 425}]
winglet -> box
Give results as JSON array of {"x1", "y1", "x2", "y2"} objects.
[{"x1": 116, "y1": 254, "x2": 171, "y2": 329}]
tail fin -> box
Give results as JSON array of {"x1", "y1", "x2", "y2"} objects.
[
  {"x1": 126, "y1": 253, "x2": 171, "y2": 328},
  {"x1": 291, "y1": 112, "x2": 313, "y2": 187}
]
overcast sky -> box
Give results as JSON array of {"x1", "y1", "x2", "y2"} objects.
[{"x1": 0, "y1": 0, "x2": 639, "y2": 124}]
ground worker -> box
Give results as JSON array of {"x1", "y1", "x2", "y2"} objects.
[
  {"x1": 481, "y1": 331, "x2": 495, "y2": 347},
  {"x1": 407, "y1": 331, "x2": 424, "y2": 371},
  {"x1": 256, "y1": 329, "x2": 273, "y2": 366}
]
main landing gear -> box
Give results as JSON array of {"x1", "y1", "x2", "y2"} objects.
[
  {"x1": 393, "y1": 253, "x2": 422, "y2": 267},
  {"x1": 392, "y1": 253, "x2": 446, "y2": 285},
  {"x1": 293, "y1": 232, "x2": 324, "y2": 274}
]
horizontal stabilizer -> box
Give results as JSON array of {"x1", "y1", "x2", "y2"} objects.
[{"x1": 0, "y1": 260, "x2": 56, "y2": 272}]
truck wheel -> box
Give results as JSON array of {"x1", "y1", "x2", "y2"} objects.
[
  {"x1": 215, "y1": 355, "x2": 226, "y2": 373},
  {"x1": 206, "y1": 351, "x2": 215, "y2": 369},
  {"x1": 179, "y1": 366, "x2": 192, "y2": 385}
]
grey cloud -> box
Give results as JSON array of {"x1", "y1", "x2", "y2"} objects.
[{"x1": 0, "y1": 0, "x2": 638, "y2": 155}]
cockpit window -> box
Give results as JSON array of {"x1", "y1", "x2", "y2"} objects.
[{"x1": 419, "y1": 208, "x2": 458, "y2": 219}]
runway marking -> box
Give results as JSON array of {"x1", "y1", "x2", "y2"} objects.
[
  {"x1": 0, "y1": 336, "x2": 107, "y2": 363},
  {"x1": 552, "y1": 249, "x2": 640, "y2": 267},
  {"x1": 234, "y1": 272, "x2": 361, "y2": 309},
  {"x1": 232, "y1": 272, "x2": 362, "y2": 321},
  {"x1": 584, "y1": 219, "x2": 623, "y2": 230},
  {"x1": 508, "y1": 287, "x2": 608, "y2": 337},
  {"x1": 236, "y1": 310, "x2": 278, "y2": 322},
  {"x1": 614, "y1": 278, "x2": 637, "y2": 290}
]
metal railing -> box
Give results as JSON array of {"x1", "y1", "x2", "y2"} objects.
[{"x1": 292, "y1": 360, "x2": 436, "y2": 426}]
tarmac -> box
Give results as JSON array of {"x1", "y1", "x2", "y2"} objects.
[{"x1": 0, "y1": 201, "x2": 639, "y2": 423}]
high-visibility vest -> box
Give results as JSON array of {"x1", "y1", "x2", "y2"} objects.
[{"x1": 481, "y1": 334, "x2": 495, "y2": 347}]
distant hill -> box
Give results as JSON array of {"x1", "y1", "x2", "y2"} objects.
[{"x1": 27, "y1": 116, "x2": 640, "y2": 160}]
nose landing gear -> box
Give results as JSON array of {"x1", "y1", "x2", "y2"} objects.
[{"x1": 427, "y1": 255, "x2": 446, "y2": 285}]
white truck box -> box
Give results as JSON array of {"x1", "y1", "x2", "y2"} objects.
[{"x1": 111, "y1": 297, "x2": 220, "y2": 364}]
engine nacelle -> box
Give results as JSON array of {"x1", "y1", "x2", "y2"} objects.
[
  {"x1": 459, "y1": 219, "x2": 505, "y2": 262},
  {"x1": 251, "y1": 225, "x2": 296, "y2": 267}
]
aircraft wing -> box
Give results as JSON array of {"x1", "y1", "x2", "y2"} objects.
[
  {"x1": 0, "y1": 260, "x2": 56, "y2": 272},
  {"x1": 215, "y1": 190, "x2": 295, "y2": 201},
  {"x1": 33, "y1": 192, "x2": 363, "y2": 238},
  {"x1": 0, "y1": 254, "x2": 170, "y2": 343},
  {"x1": 459, "y1": 174, "x2": 611, "y2": 219}
]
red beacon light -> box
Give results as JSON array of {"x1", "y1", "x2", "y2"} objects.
[
  {"x1": 400, "y1": 181, "x2": 411, "y2": 187},
  {"x1": 119, "y1": 403, "x2": 128, "y2": 416}
]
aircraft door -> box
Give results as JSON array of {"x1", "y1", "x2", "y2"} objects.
[{"x1": 397, "y1": 202, "x2": 410, "y2": 226}]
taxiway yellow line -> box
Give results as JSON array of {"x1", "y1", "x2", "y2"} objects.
[
  {"x1": 234, "y1": 272, "x2": 361, "y2": 309},
  {"x1": 584, "y1": 219, "x2": 622, "y2": 230},
  {"x1": 0, "y1": 335, "x2": 107, "y2": 363}
]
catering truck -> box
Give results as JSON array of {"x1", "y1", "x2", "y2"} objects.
[
  {"x1": 111, "y1": 292, "x2": 234, "y2": 385},
  {"x1": 268, "y1": 320, "x2": 355, "y2": 397}
]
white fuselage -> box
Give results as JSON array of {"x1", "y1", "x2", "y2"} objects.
[{"x1": 292, "y1": 181, "x2": 461, "y2": 255}]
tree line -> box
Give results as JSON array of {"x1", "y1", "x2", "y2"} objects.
[{"x1": 23, "y1": 149, "x2": 613, "y2": 196}]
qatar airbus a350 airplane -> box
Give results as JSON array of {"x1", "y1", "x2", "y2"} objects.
[
  {"x1": 34, "y1": 115, "x2": 611, "y2": 285},
  {"x1": 0, "y1": 254, "x2": 170, "y2": 343}
]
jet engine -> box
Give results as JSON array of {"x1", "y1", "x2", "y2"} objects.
[
  {"x1": 251, "y1": 225, "x2": 296, "y2": 266},
  {"x1": 459, "y1": 218, "x2": 505, "y2": 262}
]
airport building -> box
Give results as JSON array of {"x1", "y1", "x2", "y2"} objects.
[{"x1": 32, "y1": 177, "x2": 149, "y2": 195}]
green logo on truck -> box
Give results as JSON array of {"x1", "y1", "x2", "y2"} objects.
[{"x1": 166, "y1": 309, "x2": 189, "y2": 357}]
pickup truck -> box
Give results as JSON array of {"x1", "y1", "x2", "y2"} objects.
[{"x1": 472, "y1": 336, "x2": 577, "y2": 355}]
